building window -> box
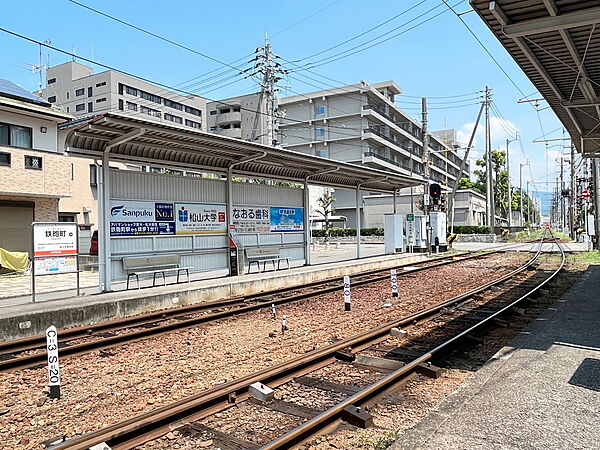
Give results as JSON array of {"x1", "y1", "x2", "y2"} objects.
[
  {"x1": 315, "y1": 105, "x2": 326, "y2": 115},
  {"x1": 75, "y1": 88, "x2": 84, "y2": 96},
  {"x1": 0, "y1": 151, "x2": 11, "y2": 166},
  {"x1": 88, "y1": 102, "x2": 93, "y2": 113},
  {"x1": 219, "y1": 108, "x2": 230, "y2": 114},
  {"x1": 125, "y1": 85, "x2": 138, "y2": 96},
  {"x1": 164, "y1": 99, "x2": 183, "y2": 110},
  {"x1": 140, "y1": 90, "x2": 161, "y2": 104},
  {"x1": 210, "y1": 126, "x2": 218, "y2": 131},
  {"x1": 48, "y1": 96, "x2": 56, "y2": 103},
  {"x1": 118, "y1": 99, "x2": 124, "y2": 111},
  {"x1": 66, "y1": 92, "x2": 69, "y2": 100},
  {"x1": 58, "y1": 215, "x2": 76, "y2": 222},
  {"x1": 185, "y1": 106, "x2": 202, "y2": 116},
  {"x1": 24, "y1": 155, "x2": 42, "y2": 170},
  {"x1": 315, "y1": 127, "x2": 325, "y2": 137},
  {"x1": 96, "y1": 81, "x2": 106, "y2": 87},
  {"x1": 47, "y1": 78, "x2": 56, "y2": 85},
  {"x1": 126, "y1": 101, "x2": 137, "y2": 111},
  {"x1": 140, "y1": 105, "x2": 161, "y2": 117},
  {"x1": 96, "y1": 97, "x2": 106, "y2": 103},
  {"x1": 164, "y1": 113, "x2": 182, "y2": 124},
  {"x1": 233, "y1": 106, "x2": 241, "y2": 112},
  {"x1": 209, "y1": 110, "x2": 217, "y2": 115},
  {"x1": 185, "y1": 119, "x2": 201, "y2": 129},
  {"x1": 75, "y1": 103, "x2": 85, "y2": 112},
  {"x1": 88, "y1": 87, "x2": 93, "y2": 97},
  {"x1": 0, "y1": 123, "x2": 33, "y2": 148},
  {"x1": 316, "y1": 148, "x2": 328, "y2": 158}
]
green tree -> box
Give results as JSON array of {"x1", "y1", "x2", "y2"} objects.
[{"x1": 316, "y1": 192, "x2": 336, "y2": 244}]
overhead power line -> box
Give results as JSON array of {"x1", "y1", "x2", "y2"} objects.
[
  {"x1": 270, "y1": 0, "x2": 343, "y2": 39},
  {"x1": 68, "y1": 0, "x2": 244, "y2": 72}
]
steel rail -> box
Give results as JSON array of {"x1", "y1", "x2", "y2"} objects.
[
  {"x1": 1, "y1": 253, "x2": 465, "y2": 356},
  {"x1": 261, "y1": 233, "x2": 565, "y2": 449},
  {"x1": 0, "y1": 250, "x2": 503, "y2": 372},
  {"x1": 48, "y1": 238, "x2": 547, "y2": 450}
]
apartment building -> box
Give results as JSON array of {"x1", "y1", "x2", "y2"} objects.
[
  {"x1": 206, "y1": 92, "x2": 270, "y2": 145},
  {"x1": 39, "y1": 61, "x2": 205, "y2": 131},
  {"x1": 0, "y1": 79, "x2": 74, "y2": 253},
  {"x1": 278, "y1": 81, "x2": 469, "y2": 226}
]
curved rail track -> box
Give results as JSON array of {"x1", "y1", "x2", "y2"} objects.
[
  {"x1": 47, "y1": 233, "x2": 565, "y2": 450},
  {"x1": 0, "y1": 244, "x2": 527, "y2": 372}
]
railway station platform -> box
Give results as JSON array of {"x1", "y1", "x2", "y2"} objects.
[
  {"x1": 0, "y1": 250, "x2": 430, "y2": 341},
  {"x1": 392, "y1": 265, "x2": 600, "y2": 450}
]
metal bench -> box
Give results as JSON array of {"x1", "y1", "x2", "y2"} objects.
[
  {"x1": 245, "y1": 247, "x2": 290, "y2": 273},
  {"x1": 123, "y1": 255, "x2": 193, "y2": 289}
]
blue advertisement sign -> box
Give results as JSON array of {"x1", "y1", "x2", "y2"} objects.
[
  {"x1": 109, "y1": 200, "x2": 175, "y2": 236},
  {"x1": 270, "y1": 207, "x2": 304, "y2": 232}
]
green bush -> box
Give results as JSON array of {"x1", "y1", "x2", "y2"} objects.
[
  {"x1": 310, "y1": 227, "x2": 384, "y2": 237},
  {"x1": 453, "y1": 225, "x2": 492, "y2": 234}
]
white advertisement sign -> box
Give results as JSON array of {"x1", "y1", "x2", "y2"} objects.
[
  {"x1": 232, "y1": 206, "x2": 270, "y2": 233},
  {"x1": 33, "y1": 223, "x2": 77, "y2": 257},
  {"x1": 175, "y1": 203, "x2": 227, "y2": 234},
  {"x1": 35, "y1": 256, "x2": 78, "y2": 275},
  {"x1": 109, "y1": 201, "x2": 156, "y2": 222},
  {"x1": 406, "y1": 220, "x2": 416, "y2": 246}
]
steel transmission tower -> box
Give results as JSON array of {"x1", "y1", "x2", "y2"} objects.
[{"x1": 250, "y1": 39, "x2": 287, "y2": 146}]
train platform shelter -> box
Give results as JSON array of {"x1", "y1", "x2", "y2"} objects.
[
  {"x1": 392, "y1": 264, "x2": 600, "y2": 449},
  {"x1": 60, "y1": 112, "x2": 419, "y2": 294}
]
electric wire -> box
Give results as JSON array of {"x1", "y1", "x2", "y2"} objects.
[{"x1": 270, "y1": 0, "x2": 343, "y2": 39}]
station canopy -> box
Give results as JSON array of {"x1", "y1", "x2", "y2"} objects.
[
  {"x1": 471, "y1": 0, "x2": 600, "y2": 156},
  {"x1": 61, "y1": 112, "x2": 420, "y2": 192}
]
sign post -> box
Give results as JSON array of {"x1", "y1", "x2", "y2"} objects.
[
  {"x1": 406, "y1": 214, "x2": 415, "y2": 253},
  {"x1": 390, "y1": 269, "x2": 398, "y2": 297},
  {"x1": 45, "y1": 325, "x2": 61, "y2": 399},
  {"x1": 31, "y1": 222, "x2": 80, "y2": 303},
  {"x1": 343, "y1": 275, "x2": 351, "y2": 311}
]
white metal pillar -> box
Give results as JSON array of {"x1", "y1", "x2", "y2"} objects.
[
  {"x1": 303, "y1": 179, "x2": 311, "y2": 265},
  {"x1": 101, "y1": 151, "x2": 112, "y2": 291},
  {"x1": 97, "y1": 162, "x2": 105, "y2": 292},
  {"x1": 356, "y1": 186, "x2": 361, "y2": 259},
  {"x1": 393, "y1": 188, "x2": 398, "y2": 214},
  {"x1": 226, "y1": 167, "x2": 235, "y2": 275}
]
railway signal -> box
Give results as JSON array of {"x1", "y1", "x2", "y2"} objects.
[{"x1": 429, "y1": 183, "x2": 442, "y2": 205}]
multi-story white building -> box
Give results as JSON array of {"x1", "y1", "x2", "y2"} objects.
[
  {"x1": 206, "y1": 92, "x2": 270, "y2": 145},
  {"x1": 278, "y1": 81, "x2": 469, "y2": 226},
  {"x1": 38, "y1": 61, "x2": 205, "y2": 131}
]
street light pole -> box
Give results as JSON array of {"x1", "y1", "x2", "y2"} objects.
[
  {"x1": 506, "y1": 136, "x2": 517, "y2": 228},
  {"x1": 519, "y1": 161, "x2": 529, "y2": 227}
]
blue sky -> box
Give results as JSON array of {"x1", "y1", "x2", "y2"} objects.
[{"x1": 0, "y1": 0, "x2": 568, "y2": 199}]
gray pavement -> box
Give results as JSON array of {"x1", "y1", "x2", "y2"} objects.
[
  {"x1": 392, "y1": 265, "x2": 600, "y2": 450},
  {"x1": 0, "y1": 244, "x2": 385, "y2": 305}
]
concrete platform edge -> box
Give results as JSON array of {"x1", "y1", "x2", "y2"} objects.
[{"x1": 0, "y1": 253, "x2": 428, "y2": 340}]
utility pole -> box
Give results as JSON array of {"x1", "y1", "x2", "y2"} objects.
[
  {"x1": 484, "y1": 87, "x2": 494, "y2": 228},
  {"x1": 449, "y1": 100, "x2": 485, "y2": 233},
  {"x1": 506, "y1": 135, "x2": 517, "y2": 228},
  {"x1": 422, "y1": 97, "x2": 431, "y2": 255},
  {"x1": 526, "y1": 180, "x2": 530, "y2": 225},
  {"x1": 570, "y1": 143, "x2": 576, "y2": 239},
  {"x1": 251, "y1": 38, "x2": 286, "y2": 146},
  {"x1": 519, "y1": 161, "x2": 528, "y2": 227}
]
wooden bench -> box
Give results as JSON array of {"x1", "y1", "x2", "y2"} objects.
[
  {"x1": 123, "y1": 255, "x2": 193, "y2": 289},
  {"x1": 245, "y1": 247, "x2": 290, "y2": 273}
]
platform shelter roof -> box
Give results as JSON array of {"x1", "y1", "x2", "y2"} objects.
[
  {"x1": 471, "y1": 0, "x2": 600, "y2": 156},
  {"x1": 61, "y1": 112, "x2": 420, "y2": 192}
]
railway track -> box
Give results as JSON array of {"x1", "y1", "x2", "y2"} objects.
[
  {"x1": 47, "y1": 233, "x2": 564, "y2": 450},
  {"x1": 0, "y1": 247, "x2": 517, "y2": 372}
]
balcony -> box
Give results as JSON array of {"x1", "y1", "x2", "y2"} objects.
[
  {"x1": 363, "y1": 146, "x2": 414, "y2": 174},
  {"x1": 362, "y1": 104, "x2": 422, "y2": 140},
  {"x1": 363, "y1": 127, "x2": 422, "y2": 158},
  {"x1": 217, "y1": 127, "x2": 242, "y2": 139},
  {"x1": 216, "y1": 111, "x2": 242, "y2": 125}
]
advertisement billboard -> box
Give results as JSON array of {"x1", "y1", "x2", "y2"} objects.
[
  {"x1": 269, "y1": 207, "x2": 304, "y2": 232},
  {"x1": 232, "y1": 206, "x2": 270, "y2": 233},
  {"x1": 175, "y1": 203, "x2": 227, "y2": 234},
  {"x1": 109, "y1": 201, "x2": 175, "y2": 236}
]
